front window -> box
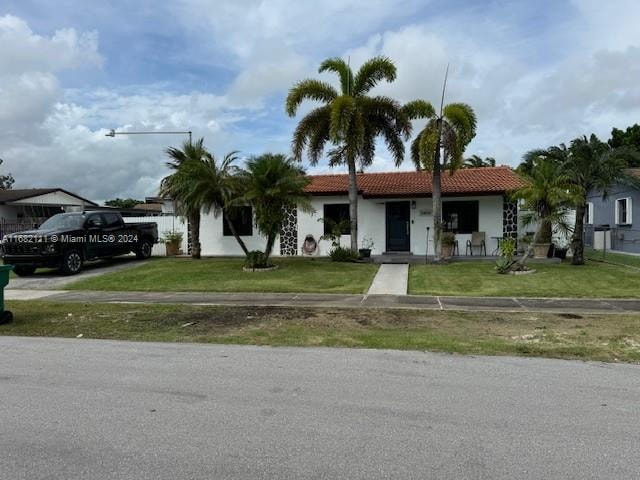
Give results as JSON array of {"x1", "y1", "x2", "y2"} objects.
[
  {"x1": 443, "y1": 201, "x2": 479, "y2": 234},
  {"x1": 39, "y1": 213, "x2": 85, "y2": 230},
  {"x1": 586, "y1": 202, "x2": 594, "y2": 225},
  {"x1": 223, "y1": 206, "x2": 253, "y2": 236},
  {"x1": 616, "y1": 198, "x2": 632, "y2": 225},
  {"x1": 323, "y1": 204, "x2": 350, "y2": 234}
]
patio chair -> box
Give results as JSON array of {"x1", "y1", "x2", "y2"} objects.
[{"x1": 466, "y1": 231, "x2": 486, "y2": 256}]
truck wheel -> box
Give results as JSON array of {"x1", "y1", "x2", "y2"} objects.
[
  {"x1": 13, "y1": 265, "x2": 37, "y2": 276},
  {"x1": 60, "y1": 250, "x2": 83, "y2": 275},
  {"x1": 136, "y1": 240, "x2": 153, "y2": 259}
]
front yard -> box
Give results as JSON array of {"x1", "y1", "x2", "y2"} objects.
[
  {"x1": 66, "y1": 257, "x2": 379, "y2": 294},
  {"x1": 409, "y1": 261, "x2": 640, "y2": 298},
  {"x1": 3, "y1": 301, "x2": 640, "y2": 363}
]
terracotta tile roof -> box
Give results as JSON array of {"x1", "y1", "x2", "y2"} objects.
[{"x1": 305, "y1": 166, "x2": 525, "y2": 198}]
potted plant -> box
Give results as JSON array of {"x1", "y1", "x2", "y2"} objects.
[
  {"x1": 441, "y1": 232, "x2": 456, "y2": 258},
  {"x1": 359, "y1": 237, "x2": 374, "y2": 258},
  {"x1": 162, "y1": 231, "x2": 183, "y2": 256},
  {"x1": 553, "y1": 239, "x2": 569, "y2": 260}
]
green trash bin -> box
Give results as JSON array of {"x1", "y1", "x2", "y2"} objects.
[{"x1": 0, "y1": 264, "x2": 13, "y2": 324}]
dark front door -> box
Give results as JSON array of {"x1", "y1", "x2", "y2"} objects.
[{"x1": 386, "y1": 201, "x2": 410, "y2": 251}]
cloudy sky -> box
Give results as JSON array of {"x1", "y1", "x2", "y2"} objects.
[{"x1": 1, "y1": 0, "x2": 639, "y2": 202}]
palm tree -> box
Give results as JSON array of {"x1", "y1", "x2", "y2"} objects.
[
  {"x1": 237, "y1": 154, "x2": 313, "y2": 262},
  {"x1": 186, "y1": 151, "x2": 251, "y2": 255},
  {"x1": 403, "y1": 99, "x2": 477, "y2": 261},
  {"x1": 286, "y1": 56, "x2": 411, "y2": 251},
  {"x1": 159, "y1": 138, "x2": 211, "y2": 259},
  {"x1": 563, "y1": 134, "x2": 640, "y2": 265},
  {"x1": 517, "y1": 144, "x2": 570, "y2": 243},
  {"x1": 514, "y1": 158, "x2": 575, "y2": 266},
  {"x1": 464, "y1": 154, "x2": 495, "y2": 168}
]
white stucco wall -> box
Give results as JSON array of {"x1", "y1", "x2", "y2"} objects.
[
  {"x1": 297, "y1": 194, "x2": 505, "y2": 256},
  {"x1": 199, "y1": 210, "x2": 278, "y2": 256},
  {"x1": 10, "y1": 191, "x2": 93, "y2": 206}
]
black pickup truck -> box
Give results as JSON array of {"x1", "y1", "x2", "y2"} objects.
[{"x1": 1, "y1": 211, "x2": 158, "y2": 276}]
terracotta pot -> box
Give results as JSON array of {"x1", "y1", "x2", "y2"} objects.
[
  {"x1": 165, "y1": 242, "x2": 179, "y2": 256},
  {"x1": 441, "y1": 244, "x2": 454, "y2": 258},
  {"x1": 533, "y1": 243, "x2": 551, "y2": 259}
]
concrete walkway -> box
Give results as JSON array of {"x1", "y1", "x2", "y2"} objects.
[
  {"x1": 367, "y1": 263, "x2": 408, "y2": 295},
  {"x1": 7, "y1": 289, "x2": 640, "y2": 314}
]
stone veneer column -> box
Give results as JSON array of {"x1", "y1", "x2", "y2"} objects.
[
  {"x1": 503, "y1": 196, "x2": 518, "y2": 239},
  {"x1": 279, "y1": 205, "x2": 298, "y2": 256}
]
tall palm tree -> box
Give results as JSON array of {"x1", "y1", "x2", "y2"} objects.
[
  {"x1": 403, "y1": 99, "x2": 477, "y2": 261},
  {"x1": 286, "y1": 56, "x2": 411, "y2": 251},
  {"x1": 237, "y1": 154, "x2": 313, "y2": 262},
  {"x1": 514, "y1": 158, "x2": 575, "y2": 266},
  {"x1": 563, "y1": 134, "x2": 639, "y2": 265},
  {"x1": 160, "y1": 138, "x2": 211, "y2": 259},
  {"x1": 463, "y1": 154, "x2": 495, "y2": 168}
]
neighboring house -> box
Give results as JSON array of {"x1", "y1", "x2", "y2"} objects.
[
  {"x1": 0, "y1": 188, "x2": 97, "y2": 237},
  {"x1": 133, "y1": 197, "x2": 175, "y2": 215},
  {"x1": 584, "y1": 168, "x2": 640, "y2": 253},
  {"x1": 198, "y1": 166, "x2": 524, "y2": 257}
]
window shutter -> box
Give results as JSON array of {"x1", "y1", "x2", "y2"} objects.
[
  {"x1": 628, "y1": 197, "x2": 633, "y2": 225},
  {"x1": 615, "y1": 200, "x2": 620, "y2": 225},
  {"x1": 586, "y1": 202, "x2": 593, "y2": 225}
]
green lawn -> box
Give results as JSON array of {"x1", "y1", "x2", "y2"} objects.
[
  {"x1": 585, "y1": 248, "x2": 640, "y2": 269},
  {"x1": 66, "y1": 257, "x2": 379, "y2": 294},
  {"x1": 409, "y1": 260, "x2": 640, "y2": 298},
  {"x1": 3, "y1": 301, "x2": 640, "y2": 363}
]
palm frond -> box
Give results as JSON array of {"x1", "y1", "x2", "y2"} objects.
[
  {"x1": 442, "y1": 103, "x2": 477, "y2": 147},
  {"x1": 285, "y1": 79, "x2": 337, "y2": 116},
  {"x1": 329, "y1": 95, "x2": 356, "y2": 142},
  {"x1": 318, "y1": 57, "x2": 354, "y2": 95},
  {"x1": 291, "y1": 106, "x2": 330, "y2": 162},
  {"x1": 352, "y1": 56, "x2": 396, "y2": 95},
  {"x1": 401, "y1": 99, "x2": 436, "y2": 120}
]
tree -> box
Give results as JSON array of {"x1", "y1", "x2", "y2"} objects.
[
  {"x1": 403, "y1": 99, "x2": 477, "y2": 261},
  {"x1": 286, "y1": 56, "x2": 411, "y2": 251},
  {"x1": 563, "y1": 134, "x2": 640, "y2": 265},
  {"x1": 159, "y1": 138, "x2": 211, "y2": 259},
  {"x1": 513, "y1": 158, "x2": 575, "y2": 266},
  {"x1": 185, "y1": 151, "x2": 250, "y2": 255},
  {"x1": 104, "y1": 198, "x2": 143, "y2": 209},
  {"x1": 0, "y1": 159, "x2": 14, "y2": 190},
  {"x1": 237, "y1": 154, "x2": 312, "y2": 263},
  {"x1": 463, "y1": 154, "x2": 495, "y2": 168},
  {"x1": 517, "y1": 144, "x2": 570, "y2": 243},
  {"x1": 609, "y1": 124, "x2": 640, "y2": 166}
]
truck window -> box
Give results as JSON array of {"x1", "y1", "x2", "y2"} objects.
[{"x1": 102, "y1": 213, "x2": 121, "y2": 228}]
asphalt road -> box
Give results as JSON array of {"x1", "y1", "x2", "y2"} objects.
[{"x1": 1, "y1": 337, "x2": 639, "y2": 479}]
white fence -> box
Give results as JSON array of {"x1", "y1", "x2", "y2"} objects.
[{"x1": 124, "y1": 216, "x2": 188, "y2": 256}]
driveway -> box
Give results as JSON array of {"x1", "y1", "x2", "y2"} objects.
[
  {"x1": 5, "y1": 256, "x2": 147, "y2": 291},
  {"x1": 1, "y1": 337, "x2": 638, "y2": 479}
]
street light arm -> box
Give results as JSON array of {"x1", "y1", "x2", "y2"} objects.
[{"x1": 105, "y1": 129, "x2": 192, "y2": 142}]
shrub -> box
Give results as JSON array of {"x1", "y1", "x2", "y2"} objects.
[
  {"x1": 499, "y1": 237, "x2": 517, "y2": 260},
  {"x1": 161, "y1": 230, "x2": 183, "y2": 245},
  {"x1": 441, "y1": 232, "x2": 456, "y2": 247},
  {"x1": 244, "y1": 250, "x2": 270, "y2": 269},
  {"x1": 329, "y1": 246, "x2": 359, "y2": 262},
  {"x1": 495, "y1": 256, "x2": 513, "y2": 274}
]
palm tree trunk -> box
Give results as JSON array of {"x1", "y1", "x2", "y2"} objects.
[
  {"x1": 432, "y1": 121, "x2": 443, "y2": 263},
  {"x1": 347, "y1": 159, "x2": 359, "y2": 252},
  {"x1": 571, "y1": 201, "x2": 587, "y2": 265},
  {"x1": 190, "y1": 210, "x2": 201, "y2": 259},
  {"x1": 224, "y1": 216, "x2": 249, "y2": 255},
  {"x1": 264, "y1": 234, "x2": 276, "y2": 263},
  {"x1": 517, "y1": 223, "x2": 541, "y2": 268}
]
